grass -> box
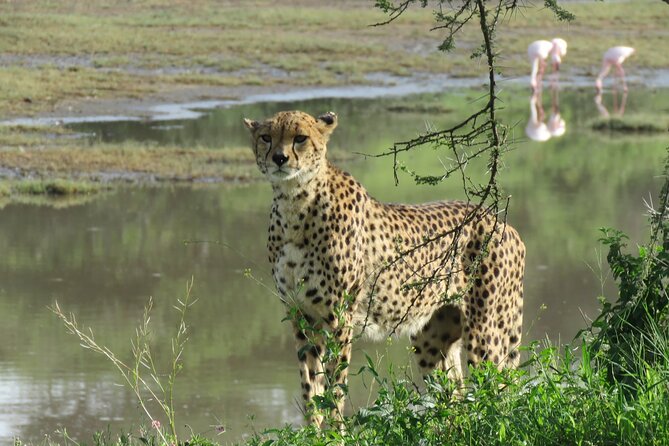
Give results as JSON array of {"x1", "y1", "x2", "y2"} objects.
[
  {"x1": 0, "y1": 123, "x2": 73, "y2": 146},
  {"x1": 0, "y1": 142, "x2": 260, "y2": 206},
  {"x1": 591, "y1": 113, "x2": 669, "y2": 133},
  {"x1": 0, "y1": 123, "x2": 260, "y2": 205},
  {"x1": 0, "y1": 124, "x2": 260, "y2": 184},
  {"x1": 0, "y1": 177, "x2": 109, "y2": 207},
  {"x1": 0, "y1": 143, "x2": 258, "y2": 182},
  {"x1": 0, "y1": 179, "x2": 108, "y2": 209},
  {"x1": 10, "y1": 179, "x2": 103, "y2": 195},
  {"x1": 0, "y1": 0, "x2": 667, "y2": 117}
]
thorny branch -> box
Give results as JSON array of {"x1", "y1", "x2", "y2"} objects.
[
  {"x1": 360, "y1": 0, "x2": 520, "y2": 336},
  {"x1": 287, "y1": 0, "x2": 575, "y2": 421}
]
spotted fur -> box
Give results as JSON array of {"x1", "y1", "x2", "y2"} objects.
[{"x1": 244, "y1": 111, "x2": 525, "y2": 426}]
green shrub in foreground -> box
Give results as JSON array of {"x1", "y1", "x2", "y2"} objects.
[
  {"x1": 16, "y1": 334, "x2": 669, "y2": 446},
  {"x1": 246, "y1": 338, "x2": 669, "y2": 446}
]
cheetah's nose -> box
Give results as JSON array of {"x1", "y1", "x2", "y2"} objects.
[{"x1": 272, "y1": 153, "x2": 289, "y2": 167}]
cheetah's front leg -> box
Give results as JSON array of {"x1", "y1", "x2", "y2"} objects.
[
  {"x1": 293, "y1": 314, "x2": 353, "y2": 427},
  {"x1": 324, "y1": 323, "x2": 353, "y2": 424},
  {"x1": 293, "y1": 320, "x2": 327, "y2": 427}
]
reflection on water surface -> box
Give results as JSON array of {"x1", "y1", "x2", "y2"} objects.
[{"x1": 1, "y1": 87, "x2": 666, "y2": 444}]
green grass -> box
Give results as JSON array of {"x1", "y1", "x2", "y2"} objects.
[
  {"x1": 0, "y1": 181, "x2": 10, "y2": 197},
  {"x1": 11, "y1": 179, "x2": 102, "y2": 195},
  {"x1": 0, "y1": 179, "x2": 109, "y2": 209},
  {"x1": 0, "y1": 178, "x2": 106, "y2": 197},
  {"x1": 0, "y1": 143, "x2": 259, "y2": 182},
  {"x1": 0, "y1": 66, "x2": 159, "y2": 116},
  {"x1": 0, "y1": 124, "x2": 260, "y2": 183},
  {"x1": 0, "y1": 123, "x2": 259, "y2": 205},
  {"x1": 248, "y1": 346, "x2": 669, "y2": 446},
  {"x1": 591, "y1": 113, "x2": 669, "y2": 133},
  {"x1": 0, "y1": 123, "x2": 72, "y2": 146},
  {"x1": 15, "y1": 328, "x2": 669, "y2": 446},
  {"x1": 0, "y1": 0, "x2": 667, "y2": 117}
]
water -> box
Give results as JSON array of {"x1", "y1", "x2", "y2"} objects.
[{"x1": 1, "y1": 86, "x2": 666, "y2": 444}]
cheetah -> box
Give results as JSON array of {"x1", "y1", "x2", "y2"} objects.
[{"x1": 243, "y1": 110, "x2": 525, "y2": 426}]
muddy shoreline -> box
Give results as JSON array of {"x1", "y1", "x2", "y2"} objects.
[
  {"x1": 3, "y1": 73, "x2": 472, "y2": 125},
  {"x1": 4, "y1": 69, "x2": 669, "y2": 126},
  {"x1": 2, "y1": 69, "x2": 668, "y2": 196}
]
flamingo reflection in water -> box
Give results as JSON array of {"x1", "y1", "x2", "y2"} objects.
[
  {"x1": 595, "y1": 89, "x2": 628, "y2": 118},
  {"x1": 526, "y1": 83, "x2": 566, "y2": 142}
]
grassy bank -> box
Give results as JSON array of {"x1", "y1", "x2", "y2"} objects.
[
  {"x1": 0, "y1": 179, "x2": 108, "y2": 209},
  {"x1": 0, "y1": 140, "x2": 258, "y2": 182},
  {"x1": 0, "y1": 123, "x2": 261, "y2": 205},
  {"x1": 0, "y1": 0, "x2": 667, "y2": 117}
]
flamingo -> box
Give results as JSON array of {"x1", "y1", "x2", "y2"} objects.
[
  {"x1": 528, "y1": 38, "x2": 567, "y2": 92},
  {"x1": 595, "y1": 46, "x2": 635, "y2": 93}
]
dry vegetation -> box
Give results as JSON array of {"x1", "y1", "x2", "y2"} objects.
[
  {"x1": 0, "y1": 0, "x2": 667, "y2": 117},
  {"x1": 0, "y1": 143, "x2": 257, "y2": 182},
  {"x1": 0, "y1": 0, "x2": 666, "y2": 200}
]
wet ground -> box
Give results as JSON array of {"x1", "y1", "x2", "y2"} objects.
[{"x1": 4, "y1": 69, "x2": 669, "y2": 127}]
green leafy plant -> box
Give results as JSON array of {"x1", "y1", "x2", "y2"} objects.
[{"x1": 585, "y1": 150, "x2": 669, "y2": 385}]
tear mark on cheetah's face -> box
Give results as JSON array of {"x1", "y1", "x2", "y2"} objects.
[{"x1": 243, "y1": 111, "x2": 337, "y2": 185}]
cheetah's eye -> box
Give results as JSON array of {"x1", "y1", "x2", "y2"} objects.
[
  {"x1": 260, "y1": 135, "x2": 272, "y2": 143},
  {"x1": 294, "y1": 135, "x2": 308, "y2": 144}
]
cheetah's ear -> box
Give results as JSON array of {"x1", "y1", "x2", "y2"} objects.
[
  {"x1": 315, "y1": 112, "x2": 338, "y2": 139},
  {"x1": 243, "y1": 118, "x2": 259, "y2": 132}
]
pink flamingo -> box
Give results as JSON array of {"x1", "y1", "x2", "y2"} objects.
[
  {"x1": 595, "y1": 46, "x2": 635, "y2": 93},
  {"x1": 528, "y1": 38, "x2": 567, "y2": 92}
]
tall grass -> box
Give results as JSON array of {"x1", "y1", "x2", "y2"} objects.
[{"x1": 49, "y1": 279, "x2": 198, "y2": 446}]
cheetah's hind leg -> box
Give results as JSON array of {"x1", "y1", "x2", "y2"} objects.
[{"x1": 411, "y1": 305, "x2": 465, "y2": 391}]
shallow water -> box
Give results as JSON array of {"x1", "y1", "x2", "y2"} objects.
[{"x1": 1, "y1": 86, "x2": 666, "y2": 444}]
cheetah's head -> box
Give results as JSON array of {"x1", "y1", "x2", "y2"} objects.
[{"x1": 243, "y1": 110, "x2": 337, "y2": 185}]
